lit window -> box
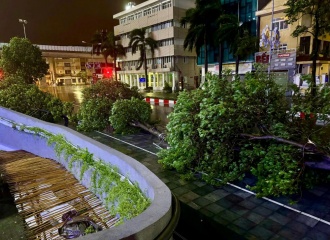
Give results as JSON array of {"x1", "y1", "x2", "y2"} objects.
[{"x1": 272, "y1": 17, "x2": 288, "y2": 30}]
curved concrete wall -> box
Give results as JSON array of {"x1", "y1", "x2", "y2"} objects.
[{"x1": 0, "y1": 106, "x2": 172, "y2": 240}]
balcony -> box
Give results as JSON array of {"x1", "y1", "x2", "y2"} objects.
[{"x1": 296, "y1": 52, "x2": 330, "y2": 62}]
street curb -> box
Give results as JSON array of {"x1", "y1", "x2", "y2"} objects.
[{"x1": 144, "y1": 98, "x2": 176, "y2": 107}]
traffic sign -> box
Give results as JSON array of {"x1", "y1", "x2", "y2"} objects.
[{"x1": 139, "y1": 77, "x2": 146, "y2": 82}]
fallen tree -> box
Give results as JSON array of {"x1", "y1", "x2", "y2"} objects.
[{"x1": 157, "y1": 68, "x2": 330, "y2": 198}]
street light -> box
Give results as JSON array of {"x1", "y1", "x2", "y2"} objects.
[{"x1": 18, "y1": 19, "x2": 27, "y2": 38}]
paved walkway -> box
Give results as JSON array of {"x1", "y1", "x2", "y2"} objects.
[{"x1": 83, "y1": 130, "x2": 330, "y2": 240}]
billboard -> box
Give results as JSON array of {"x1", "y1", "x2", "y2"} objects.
[{"x1": 255, "y1": 49, "x2": 296, "y2": 71}]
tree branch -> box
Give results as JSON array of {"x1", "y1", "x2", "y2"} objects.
[{"x1": 240, "y1": 133, "x2": 330, "y2": 170}]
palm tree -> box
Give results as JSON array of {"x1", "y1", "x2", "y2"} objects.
[
  {"x1": 91, "y1": 29, "x2": 108, "y2": 63},
  {"x1": 91, "y1": 30, "x2": 126, "y2": 80},
  {"x1": 102, "y1": 31, "x2": 125, "y2": 81},
  {"x1": 217, "y1": 14, "x2": 258, "y2": 75},
  {"x1": 180, "y1": 0, "x2": 222, "y2": 76},
  {"x1": 128, "y1": 28, "x2": 158, "y2": 88}
]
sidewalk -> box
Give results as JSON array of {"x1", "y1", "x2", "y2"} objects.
[{"x1": 84, "y1": 130, "x2": 330, "y2": 240}]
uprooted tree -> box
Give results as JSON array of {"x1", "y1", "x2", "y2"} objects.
[{"x1": 157, "y1": 66, "x2": 330, "y2": 198}]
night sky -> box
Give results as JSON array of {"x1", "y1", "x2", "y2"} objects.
[{"x1": 0, "y1": 0, "x2": 145, "y2": 46}]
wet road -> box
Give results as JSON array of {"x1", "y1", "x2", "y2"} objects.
[{"x1": 39, "y1": 85, "x2": 173, "y2": 126}]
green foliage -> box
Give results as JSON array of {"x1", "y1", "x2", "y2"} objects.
[
  {"x1": 158, "y1": 68, "x2": 330, "y2": 198},
  {"x1": 110, "y1": 97, "x2": 152, "y2": 134},
  {"x1": 84, "y1": 226, "x2": 96, "y2": 234},
  {"x1": 90, "y1": 30, "x2": 125, "y2": 81},
  {"x1": 217, "y1": 14, "x2": 258, "y2": 63},
  {"x1": 0, "y1": 76, "x2": 73, "y2": 122},
  {"x1": 0, "y1": 37, "x2": 48, "y2": 84},
  {"x1": 158, "y1": 89, "x2": 206, "y2": 173},
  {"x1": 77, "y1": 97, "x2": 114, "y2": 132},
  {"x1": 180, "y1": 0, "x2": 221, "y2": 72},
  {"x1": 22, "y1": 125, "x2": 150, "y2": 224},
  {"x1": 243, "y1": 143, "x2": 303, "y2": 197},
  {"x1": 163, "y1": 81, "x2": 172, "y2": 93},
  {"x1": 76, "y1": 71, "x2": 88, "y2": 84},
  {"x1": 77, "y1": 80, "x2": 142, "y2": 132}
]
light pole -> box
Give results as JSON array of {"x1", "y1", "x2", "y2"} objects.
[
  {"x1": 18, "y1": 19, "x2": 27, "y2": 38},
  {"x1": 268, "y1": 0, "x2": 275, "y2": 76}
]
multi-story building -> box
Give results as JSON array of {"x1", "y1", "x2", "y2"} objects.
[
  {"x1": 113, "y1": 0, "x2": 200, "y2": 91},
  {"x1": 0, "y1": 43, "x2": 105, "y2": 85},
  {"x1": 256, "y1": 0, "x2": 330, "y2": 87},
  {"x1": 199, "y1": 0, "x2": 259, "y2": 79},
  {"x1": 39, "y1": 45, "x2": 105, "y2": 85}
]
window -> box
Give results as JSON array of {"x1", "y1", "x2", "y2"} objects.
[
  {"x1": 135, "y1": 12, "x2": 142, "y2": 19},
  {"x1": 322, "y1": 41, "x2": 330, "y2": 56},
  {"x1": 152, "y1": 5, "x2": 161, "y2": 13},
  {"x1": 272, "y1": 17, "x2": 288, "y2": 30},
  {"x1": 278, "y1": 43, "x2": 287, "y2": 50},
  {"x1": 120, "y1": 18, "x2": 126, "y2": 25},
  {"x1": 300, "y1": 36, "x2": 311, "y2": 54},
  {"x1": 301, "y1": 11, "x2": 312, "y2": 27},
  {"x1": 127, "y1": 15, "x2": 135, "y2": 21},
  {"x1": 64, "y1": 63, "x2": 71, "y2": 67},
  {"x1": 143, "y1": 8, "x2": 151, "y2": 16},
  {"x1": 65, "y1": 70, "x2": 71, "y2": 74},
  {"x1": 162, "y1": 1, "x2": 171, "y2": 9},
  {"x1": 158, "y1": 38, "x2": 174, "y2": 47}
]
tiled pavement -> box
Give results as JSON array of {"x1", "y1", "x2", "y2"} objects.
[{"x1": 83, "y1": 130, "x2": 330, "y2": 240}]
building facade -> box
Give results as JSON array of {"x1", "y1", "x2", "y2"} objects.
[
  {"x1": 256, "y1": 0, "x2": 330, "y2": 88},
  {"x1": 113, "y1": 0, "x2": 200, "y2": 91},
  {"x1": 39, "y1": 45, "x2": 106, "y2": 85},
  {"x1": 199, "y1": 0, "x2": 258, "y2": 79}
]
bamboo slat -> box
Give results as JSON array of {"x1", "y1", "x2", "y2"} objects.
[{"x1": 0, "y1": 150, "x2": 119, "y2": 240}]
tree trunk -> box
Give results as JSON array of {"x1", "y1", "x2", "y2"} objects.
[
  {"x1": 204, "y1": 32, "x2": 208, "y2": 78},
  {"x1": 218, "y1": 43, "x2": 223, "y2": 78},
  {"x1": 235, "y1": 55, "x2": 240, "y2": 76},
  {"x1": 114, "y1": 55, "x2": 117, "y2": 81},
  {"x1": 130, "y1": 121, "x2": 169, "y2": 148},
  {"x1": 311, "y1": 19, "x2": 320, "y2": 98}
]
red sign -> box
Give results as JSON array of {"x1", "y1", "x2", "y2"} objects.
[{"x1": 255, "y1": 53, "x2": 269, "y2": 63}]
